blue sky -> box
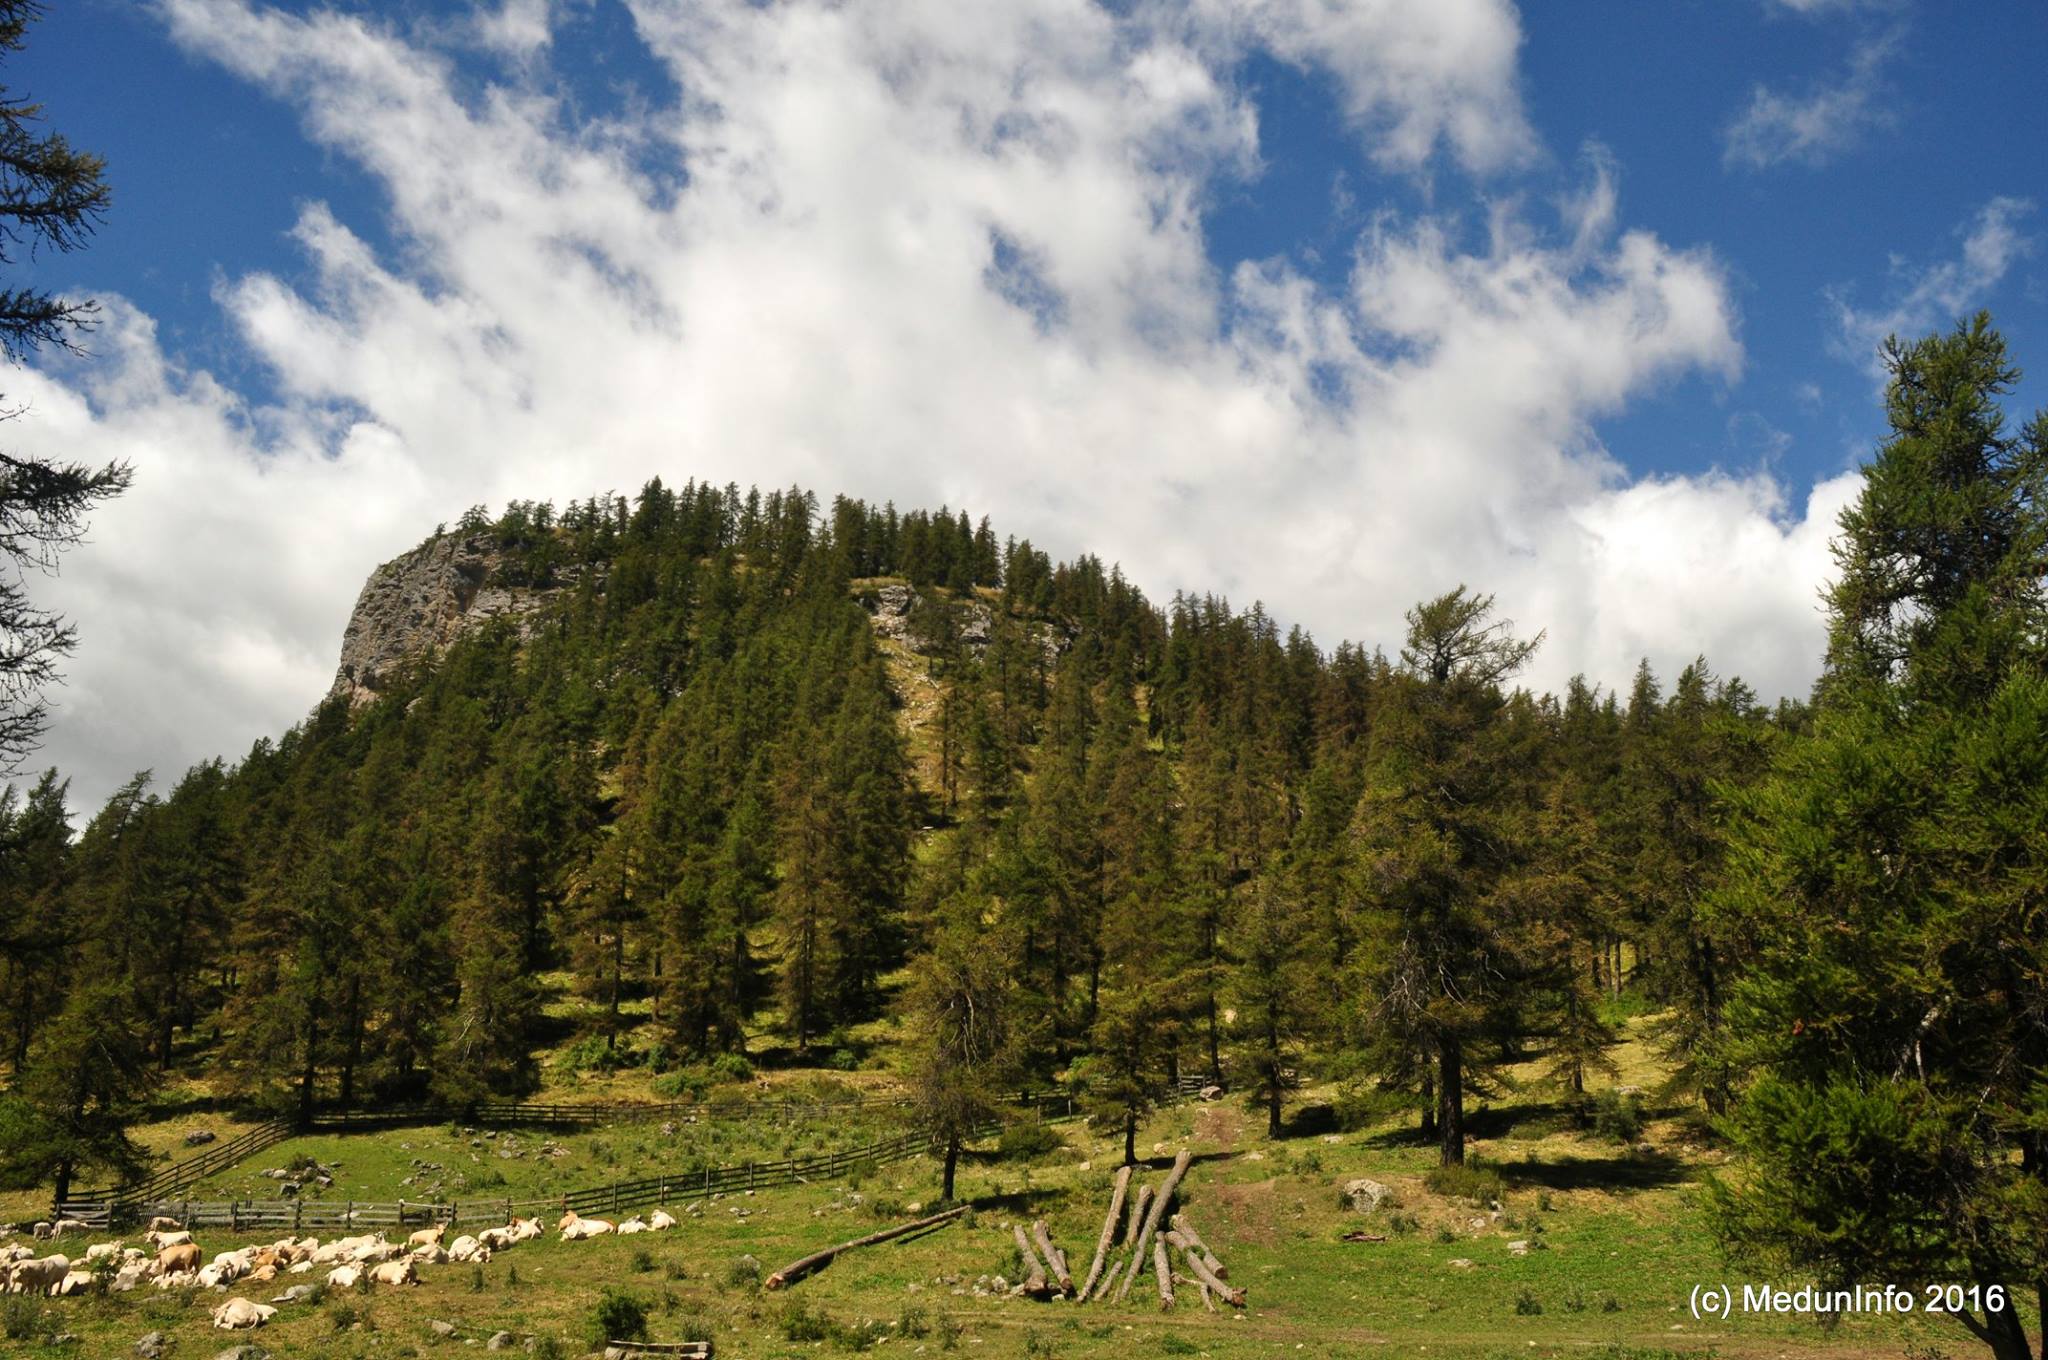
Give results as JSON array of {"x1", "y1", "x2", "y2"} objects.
[{"x1": 5, "y1": 0, "x2": 2045, "y2": 812}]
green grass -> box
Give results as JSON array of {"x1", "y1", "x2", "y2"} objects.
[{"x1": 3, "y1": 1016, "x2": 2032, "y2": 1358}]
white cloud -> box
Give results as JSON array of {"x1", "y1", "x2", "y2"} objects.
[
  {"x1": 13, "y1": 0, "x2": 1857, "y2": 813},
  {"x1": 1830, "y1": 196, "x2": 2036, "y2": 378},
  {"x1": 1723, "y1": 27, "x2": 1898, "y2": 170}
]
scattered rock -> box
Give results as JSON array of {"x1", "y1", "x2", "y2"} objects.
[
  {"x1": 135, "y1": 1332, "x2": 170, "y2": 1358},
  {"x1": 488, "y1": 1333, "x2": 516, "y2": 1351},
  {"x1": 1507, "y1": 1240, "x2": 1530, "y2": 1256},
  {"x1": 429, "y1": 1319, "x2": 458, "y2": 1338},
  {"x1": 184, "y1": 1130, "x2": 218, "y2": 1147},
  {"x1": 1199, "y1": 1085, "x2": 1224, "y2": 1101},
  {"x1": 211, "y1": 1348, "x2": 268, "y2": 1360},
  {"x1": 1342, "y1": 1179, "x2": 1391, "y2": 1213},
  {"x1": 1447, "y1": 1258, "x2": 1475, "y2": 1269}
]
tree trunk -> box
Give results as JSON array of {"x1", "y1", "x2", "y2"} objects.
[
  {"x1": 1438, "y1": 1034, "x2": 1465, "y2": 1166},
  {"x1": 52, "y1": 1157, "x2": 72, "y2": 1208},
  {"x1": 1033, "y1": 1220, "x2": 1073, "y2": 1296},
  {"x1": 1123, "y1": 1112, "x2": 1137, "y2": 1167},
  {"x1": 1013, "y1": 1223, "x2": 1051, "y2": 1298},
  {"x1": 297, "y1": 1003, "x2": 320, "y2": 1127},
  {"x1": 765, "y1": 1205, "x2": 968, "y2": 1289},
  {"x1": 1116, "y1": 1149, "x2": 1192, "y2": 1302},
  {"x1": 1079, "y1": 1164, "x2": 1131, "y2": 1301},
  {"x1": 340, "y1": 974, "x2": 362, "y2": 1109},
  {"x1": 1153, "y1": 1238, "x2": 1173, "y2": 1309},
  {"x1": 942, "y1": 1133, "x2": 960, "y2": 1203},
  {"x1": 1419, "y1": 1063, "x2": 1437, "y2": 1139}
]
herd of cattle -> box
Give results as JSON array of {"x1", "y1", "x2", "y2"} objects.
[{"x1": 0, "y1": 1206, "x2": 680, "y2": 1330}]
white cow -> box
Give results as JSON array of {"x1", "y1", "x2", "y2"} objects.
[
  {"x1": 647, "y1": 1209, "x2": 677, "y2": 1231},
  {"x1": 556, "y1": 1210, "x2": 614, "y2": 1241},
  {"x1": 211, "y1": 1297, "x2": 277, "y2": 1329},
  {"x1": 616, "y1": 1216, "x2": 649, "y2": 1234},
  {"x1": 325, "y1": 1264, "x2": 363, "y2": 1290},
  {"x1": 367, "y1": 1257, "x2": 417, "y2": 1287},
  {"x1": 8, "y1": 1255, "x2": 70, "y2": 1296},
  {"x1": 447, "y1": 1234, "x2": 490, "y2": 1263}
]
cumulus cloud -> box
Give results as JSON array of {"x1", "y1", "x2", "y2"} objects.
[
  {"x1": 1830, "y1": 196, "x2": 2035, "y2": 378},
  {"x1": 14, "y1": 0, "x2": 1855, "y2": 813},
  {"x1": 1723, "y1": 27, "x2": 1899, "y2": 170}
]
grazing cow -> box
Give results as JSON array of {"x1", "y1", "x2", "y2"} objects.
[
  {"x1": 210, "y1": 1297, "x2": 277, "y2": 1330},
  {"x1": 146, "y1": 1229, "x2": 192, "y2": 1250},
  {"x1": 82, "y1": 1241, "x2": 124, "y2": 1263},
  {"x1": 367, "y1": 1257, "x2": 417, "y2": 1287},
  {"x1": 648, "y1": 1209, "x2": 677, "y2": 1231},
  {"x1": 144, "y1": 1216, "x2": 182, "y2": 1234},
  {"x1": 405, "y1": 1223, "x2": 446, "y2": 1250},
  {"x1": 157, "y1": 1243, "x2": 201, "y2": 1276},
  {"x1": 325, "y1": 1264, "x2": 363, "y2": 1290},
  {"x1": 47, "y1": 1218, "x2": 91, "y2": 1239},
  {"x1": 447, "y1": 1235, "x2": 490, "y2": 1263},
  {"x1": 8, "y1": 1255, "x2": 69, "y2": 1296}
]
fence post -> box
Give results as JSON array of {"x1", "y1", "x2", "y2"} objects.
[
  {"x1": 294, "y1": 1199, "x2": 303, "y2": 1234},
  {"x1": 612, "y1": 1181, "x2": 620, "y2": 1217},
  {"x1": 231, "y1": 1201, "x2": 240, "y2": 1233},
  {"x1": 748, "y1": 1163, "x2": 755, "y2": 1191}
]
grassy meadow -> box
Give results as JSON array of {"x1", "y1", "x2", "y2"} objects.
[{"x1": 1, "y1": 1013, "x2": 1996, "y2": 1360}]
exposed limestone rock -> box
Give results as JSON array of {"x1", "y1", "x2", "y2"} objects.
[
  {"x1": 328, "y1": 534, "x2": 587, "y2": 706},
  {"x1": 862, "y1": 582, "x2": 1065, "y2": 663}
]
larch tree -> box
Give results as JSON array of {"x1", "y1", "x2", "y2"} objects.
[
  {"x1": 1353, "y1": 587, "x2": 1542, "y2": 1165},
  {"x1": 1707, "y1": 315, "x2": 2048, "y2": 1360}
]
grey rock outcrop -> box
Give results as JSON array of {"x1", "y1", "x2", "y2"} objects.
[{"x1": 328, "y1": 534, "x2": 584, "y2": 706}]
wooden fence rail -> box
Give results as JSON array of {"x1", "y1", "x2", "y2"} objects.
[{"x1": 63, "y1": 1093, "x2": 1086, "y2": 1230}]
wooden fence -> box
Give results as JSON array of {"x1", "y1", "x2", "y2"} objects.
[{"x1": 63, "y1": 1092, "x2": 1086, "y2": 1229}]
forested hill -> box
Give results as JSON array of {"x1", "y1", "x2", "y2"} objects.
[{"x1": 3, "y1": 474, "x2": 1798, "y2": 1188}]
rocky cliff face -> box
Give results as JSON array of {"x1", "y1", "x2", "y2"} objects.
[{"x1": 328, "y1": 534, "x2": 576, "y2": 706}]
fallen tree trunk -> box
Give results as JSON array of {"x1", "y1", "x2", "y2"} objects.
[
  {"x1": 1153, "y1": 1239, "x2": 1173, "y2": 1310},
  {"x1": 1033, "y1": 1220, "x2": 1073, "y2": 1296},
  {"x1": 764, "y1": 1205, "x2": 968, "y2": 1290},
  {"x1": 1013, "y1": 1223, "x2": 1051, "y2": 1298},
  {"x1": 1169, "y1": 1213, "x2": 1226, "y2": 1280},
  {"x1": 1092, "y1": 1258, "x2": 1124, "y2": 1303},
  {"x1": 1125, "y1": 1184, "x2": 1151, "y2": 1250},
  {"x1": 1079, "y1": 1164, "x2": 1131, "y2": 1301},
  {"x1": 1115, "y1": 1150, "x2": 1191, "y2": 1302},
  {"x1": 1178, "y1": 1247, "x2": 1246, "y2": 1307}
]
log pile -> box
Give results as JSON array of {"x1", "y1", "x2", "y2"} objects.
[{"x1": 1003, "y1": 1150, "x2": 1245, "y2": 1313}]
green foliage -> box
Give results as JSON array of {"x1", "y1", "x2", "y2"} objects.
[
  {"x1": 997, "y1": 1119, "x2": 1064, "y2": 1160},
  {"x1": 588, "y1": 1288, "x2": 649, "y2": 1346},
  {"x1": 1590, "y1": 1090, "x2": 1646, "y2": 1143},
  {"x1": 1, "y1": 1296, "x2": 41, "y2": 1342},
  {"x1": 708, "y1": 1052, "x2": 754, "y2": 1083},
  {"x1": 1514, "y1": 1289, "x2": 1543, "y2": 1315}
]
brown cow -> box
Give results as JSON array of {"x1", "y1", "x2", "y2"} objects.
[{"x1": 157, "y1": 1243, "x2": 201, "y2": 1276}]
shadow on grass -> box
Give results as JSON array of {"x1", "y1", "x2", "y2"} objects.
[{"x1": 1494, "y1": 1150, "x2": 1693, "y2": 1192}]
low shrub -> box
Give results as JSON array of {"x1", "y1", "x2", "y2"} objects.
[
  {"x1": 999, "y1": 1120, "x2": 1065, "y2": 1160},
  {"x1": 588, "y1": 1288, "x2": 649, "y2": 1346},
  {"x1": 1592, "y1": 1090, "x2": 1647, "y2": 1143}
]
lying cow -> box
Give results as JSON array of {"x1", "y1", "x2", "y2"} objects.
[
  {"x1": 447, "y1": 1234, "x2": 490, "y2": 1263},
  {"x1": 405, "y1": 1223, "x2": 446, "y2": 1251},
  {"x1": 648, "y1": 1209, "x2": 677, "y2": 1231},
  {"x1": 556, "y1": 1210, "x2": 614, "y2": 1241},
  {"x1": 211, "y1": 1297, "x2": 277, "y2": 1330},
  {"x1": 325, "y1": 1263, "x2": 363, "y2": 1290},
  {"x1": 367, "y1": 1257, "x2": 417, "y2": 1287}
]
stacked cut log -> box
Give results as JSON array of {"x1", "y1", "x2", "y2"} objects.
[{"x1": 1010, "y1": 1150, "x2": 1245, "y2": 1313}]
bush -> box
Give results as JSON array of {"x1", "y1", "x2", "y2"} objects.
[
  {"x1": 561, "y1": 1033, "x2": 630, "y2": 1074},
  {"x1": 652, "y1": 1068, "x2": 710, "y2": 1101},
  {"x1": 999, "y1": 1120, "x2": 1065, "y2": 1160},
  {"x1": 469, "y1": 1265, "x2": 486, "y2": 1292},
  {"x1": 588, "y1": 1288, "x2": 649, "y2": 1346},
  {"x1": 2, "y1": 1297, "x2": 42, "y2": 1342},
  {"x1": 898, "y1": 1304, "x2": 932, "y2": 1339},
  {"x1": 724, "y1": 1255, "x2": 763, "y2": 1291},
  {"x1": 643, "y1": 1041, "x2": 675, "y2": 1074},
  {"x1": 530, "y1": 1338, "x2": 565, "y2": 1360},
  {"x1": 1162, "y1": 1336, "x2": 1201, "y2": 1355},
  {"x1": 1423, "y1": 1159, "x2": 1506, "y2": 1205},
  {"x1": 709, "y1": 1052, "x2": 754, "y2": 1084},
  {"x1": 1514, "y1": 1289, "x2": 1543, "y2": 1315},
  {"x1": 631, "y1": 1247, "x2": 655, "y2": 1274},
  {"x1": 1592, "y1": 1090, "x2": 1646, "y2": 1143},
  {"x1": 329, "y1": 1299, "x2": 365, "y2": 1332}
]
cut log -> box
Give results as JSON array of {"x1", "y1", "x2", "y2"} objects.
[
  {"x1": 1153, "y1": 1239, "x2": 1173, "y2": 1309},
  {"x1": 1032, "y1": 1220, "x2": 1073, "y2": 1296},
  {"x1": 1170, "y1": 1212, "x2": 1227, "y2": 1281},
  {"x1": 1178, "y1": 1248, "x2": 1246, "y2": 1308},
  {"x1": 1115, "y1": 1150, "x2": 1191, "y2": 1302},
  {"x1": 1078, "y1": 1165, "x2": 1131, "y2": 1302},
  {"x1": 1125, "y1": 1184, "x2": 1151, "y2": 1249},
  {"x1": 1092, "y1": 1258, "x2": 1124, "y2": 1303},
  {"x1": 764, "y1": 1205, "x2": 968, "y2": 1289},
  {"x1": 1013, "y1": 1223, "x2": 1051, "y2": 1298}
]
